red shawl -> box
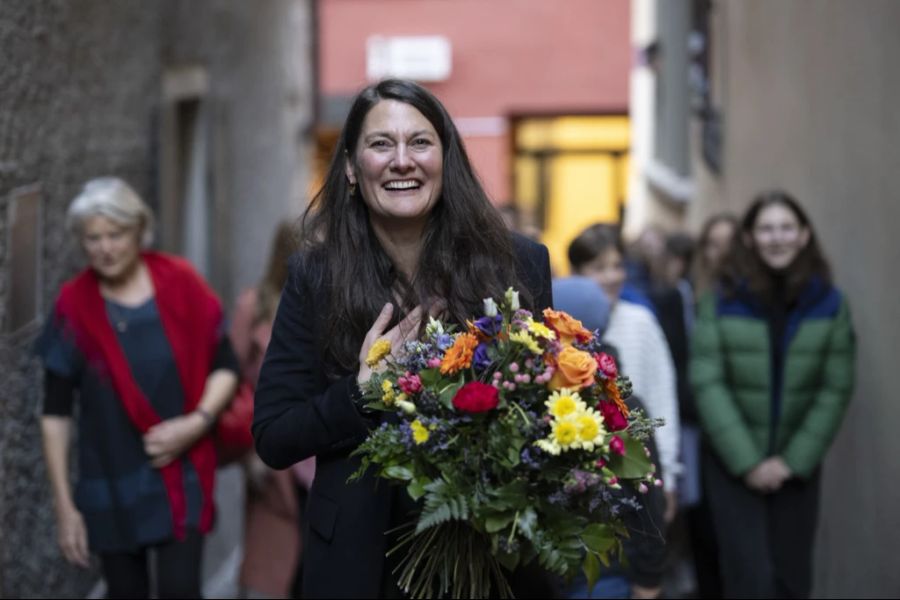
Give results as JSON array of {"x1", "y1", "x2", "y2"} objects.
[{"x1": 55, "y1": 251, "x2": 221, "y2": 538}]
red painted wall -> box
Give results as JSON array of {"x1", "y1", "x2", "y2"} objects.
[{"x1": 319, "y1": 0, "x2": 630, "y2": 202}]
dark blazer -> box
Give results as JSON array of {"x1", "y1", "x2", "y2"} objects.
[{"x1": 253, "y1": 234, "x2": 553, "y2": 599}]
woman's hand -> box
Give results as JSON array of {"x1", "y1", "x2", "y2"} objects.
[
  {"x1": 357, "y1": 303, "x2": 428, "y2": 385},
  {"x1": 56, "y1": 504, "x2": 90, "y2": 568},
  {"x1": 143, "y1": 413, "x2": 208, "y2": 468},
  {"x1": 744, "y1": 456, "x2": 793, "y2": 493}
]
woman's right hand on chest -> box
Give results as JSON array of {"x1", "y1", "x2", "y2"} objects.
[{"x1": 357, "y1": 303, "x2": 426, "y2": 385}]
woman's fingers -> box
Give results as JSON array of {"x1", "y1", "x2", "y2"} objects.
[
  {"x1": 73, "y1": 523, "x2": 90, "y2": 567},
  {"x1": 427, "y1": 299, "x2": 448, "y2": 320},
  {"x1": 151, "y1": 453, "x2": 175, "y2": 469},
  {"x1": 59, "y1": 511, "x2": 90, "y2": 567},
  {"x1": 365, "y1": 303, "x2": 394, "y2": 344}
]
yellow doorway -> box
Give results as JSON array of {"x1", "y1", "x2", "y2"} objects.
[{"x1": 512, "y1": 115, "x2": 630, "y2": 275}]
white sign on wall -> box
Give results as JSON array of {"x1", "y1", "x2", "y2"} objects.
[{"x1": 367, "y1": 35, "x2": 452, "y2": 82}]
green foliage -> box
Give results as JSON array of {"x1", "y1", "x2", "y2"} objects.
[
  {"x1": 606, "y1": 434, "x2": 654, "y2": 479},
  {"x1": 416, "y1": 479, "x2": 471, "y2": 534}
]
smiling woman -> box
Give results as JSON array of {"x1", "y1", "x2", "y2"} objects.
[
  {"x1": 252, "y1": 79, "x2": 555, "y2": 598},
  {"x1": 347, "y1": 100, "x2": 444, "y2": 232}
]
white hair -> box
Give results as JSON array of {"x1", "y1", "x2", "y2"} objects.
[{"x1": 66, "y1": 177, "x2": 155, "y2": 247}]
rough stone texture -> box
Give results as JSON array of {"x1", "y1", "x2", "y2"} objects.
[
  {"x1": 0, "y1": 2, "x2": 161, "y2": 597},
  {"x1": 0, "y1": 1, "x2": 313, "y2": 596}
]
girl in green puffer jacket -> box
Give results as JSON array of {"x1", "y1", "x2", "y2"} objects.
[{"x1": 691, "y1": 191, "x2": 855, "y2": 599}]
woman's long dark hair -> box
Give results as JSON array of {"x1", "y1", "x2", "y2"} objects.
[
  {"x1": 720, "y1": 190, "x2": 831, "y2": 304},
  {"x1": 300, "y1": 79, "x2": 524, "y2": 371},
  {"x1": 692, "y1": 212, "x2": 739, "y2": 296}
]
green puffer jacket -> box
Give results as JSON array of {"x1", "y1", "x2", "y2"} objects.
[{"x1": 690, "y1": 280, "x2": 855, "y2": 478}]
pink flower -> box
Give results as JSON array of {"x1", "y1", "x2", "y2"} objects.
[
  {"x1": 452, "y1": 381, "x2": 500, "y2": 413},
  {"x1": 427, "y1": 357, "x2": 442, "y2": 369},
  {"x1": 397, "y1": 373, "x2": 423, "y2": 395},
  {"x1": 595, "y1": 352, "x2": 618, "y2": 379},
  {"x1": 597, "y1": 400, "x2": 628, "y2": 431},
  {"x1": 609, "y1": 435, "x2": 626, "y2": 456}
]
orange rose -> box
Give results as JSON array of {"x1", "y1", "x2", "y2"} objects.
[
  {"x1": 542, "y1": 308, "x2": 593, "y2": 346},
  {"x1": 548, "y1": 346, "x2": 597, "y2": 390}
]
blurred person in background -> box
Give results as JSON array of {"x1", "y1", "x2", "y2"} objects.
[
  {"x1": 692, "y1": 213, "x2": 739, "y2": 298},
  {"x1": 691, "y1": 191, "x2": 855, "y2": 599},
  {"x1": 624, "y1": 224, "x2": 667, "y2": 300},
  {"x1": 568, "y1": 224, "x2": 681, "y2": 526},
  {"x1": 649, "y1": 231, "x2": 725, "y2": 599},
  {"x1": 36, "y1": 177, "x2": 239, "y2": 598},
  {"x1": 554, "y1": 276, "x2": 667, "y2": 600},
  {"x1": 230, "y1": 220, "x2": 314, "y2": 599},
  {"x1": 252, "y1": 79, "x2": 553, "y2": 598}
]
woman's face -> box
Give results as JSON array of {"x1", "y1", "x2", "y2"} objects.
[
  {"x1": 346, "y1": 100, "x2": 444, "y2": 229},
  {"x1": 749, "y1": 204, "x2": 810, "y2": 270},
  {"x1": 703, "y1": 220, "x2": 735, "y2": 270},
  {"x1": 81, "y1": 215, "x2": 142, "y2": 282},
  {"x1": 576, "y1": 248, "x2": 626, "y2": 304}
]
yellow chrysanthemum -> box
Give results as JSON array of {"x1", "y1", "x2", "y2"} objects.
[
  {"x1": 535, "y1": 438, "x2": 561, "y2": 456},
  {"x1": 509, "y1": 330, "x2": 541, "y2": 355},
  {"x1": 526, "y1": 319, "x2": 556, "y2": 340},
  {"x1": 576, "y1": 410, "x2": 606, "y2": 450},
  {"x1": 551, "y1": 419, "x2": 580, "y2": 447},
  {"x1": 366, "y1": 338, "x2": 392, "y2": 367},
  {"x1": 545, "y1": 389, "x2": 585, "y2": 418},
  {"x1": 381, "y1": 379, "x2": 396, "y2": 405},
  {"x1": 410, "y1": 419, "x2": 430, "y2": 444}
]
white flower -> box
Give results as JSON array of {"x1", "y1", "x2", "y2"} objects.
[
  {"x1": 395, "y1": 399, "x2": 417, "y2": 415},
  {"x1": 505, "y1": 287, "x2": 520, "y2": 311},
  {"x1": 483, "y1": 297, "x2": 499, "y2": 317},
  {"x1": 425, "y1": 316, "x2": 445, "y2": 338}
]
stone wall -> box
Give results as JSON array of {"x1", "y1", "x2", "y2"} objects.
[
  {"x1": 0, "y1": 1, "x2": 313, "y2": 596},
  {"x1": 0, "y1": 2, "x2": 162, "y2": 596}
]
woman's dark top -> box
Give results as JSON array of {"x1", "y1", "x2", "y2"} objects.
[{"x1": 37, "y1": 298, "x2": 238, "y2": 552}]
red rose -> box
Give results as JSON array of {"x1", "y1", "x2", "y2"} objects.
[
  {"x1": 595, "y1": 352, "x2": 618, "y2": 379},
  {"x1": 609, "y1": 435, "x2": 626, "y2": 456},
  {"x1": 597, "y1": 400, "x2": 628, "y2": 431},
  {"x1": 452, "y1": 382, "x2": 499, "y2": 413}
]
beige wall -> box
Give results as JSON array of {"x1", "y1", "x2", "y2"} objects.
[{"x1": 690, "y1": 2, "x2": 900, "y2": 596}]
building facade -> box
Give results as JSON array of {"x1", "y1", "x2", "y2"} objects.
[
  {"x1": 631, "y1": 1, "x2": 900, "y2": 595},
  {"x1": 317, "y1": 0, "x2": 632, "y2": 273}
]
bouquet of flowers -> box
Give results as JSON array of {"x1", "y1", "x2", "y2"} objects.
[{"x1": 353, "y1": 288, "x2": 661, "y2": 599}]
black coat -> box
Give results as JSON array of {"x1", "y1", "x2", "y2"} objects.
[{"x1": 253, "y1": 234, "x2": 553, "y2": 599}]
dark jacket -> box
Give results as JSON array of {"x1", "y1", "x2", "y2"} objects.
[
  {"x1": 253, "y1": 234, "x2": 553, "y2": 598},
  {"x1": 690, "y1": 279, "x2": 855, "y2": 478}
]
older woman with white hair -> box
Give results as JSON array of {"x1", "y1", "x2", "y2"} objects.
[{"x1": 35, "y1": 177, "x2": 238, "y2": 598}]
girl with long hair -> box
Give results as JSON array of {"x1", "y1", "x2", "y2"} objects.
[{"x1": 691, "y1": 190, "x2": 855, "y2": 598}]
